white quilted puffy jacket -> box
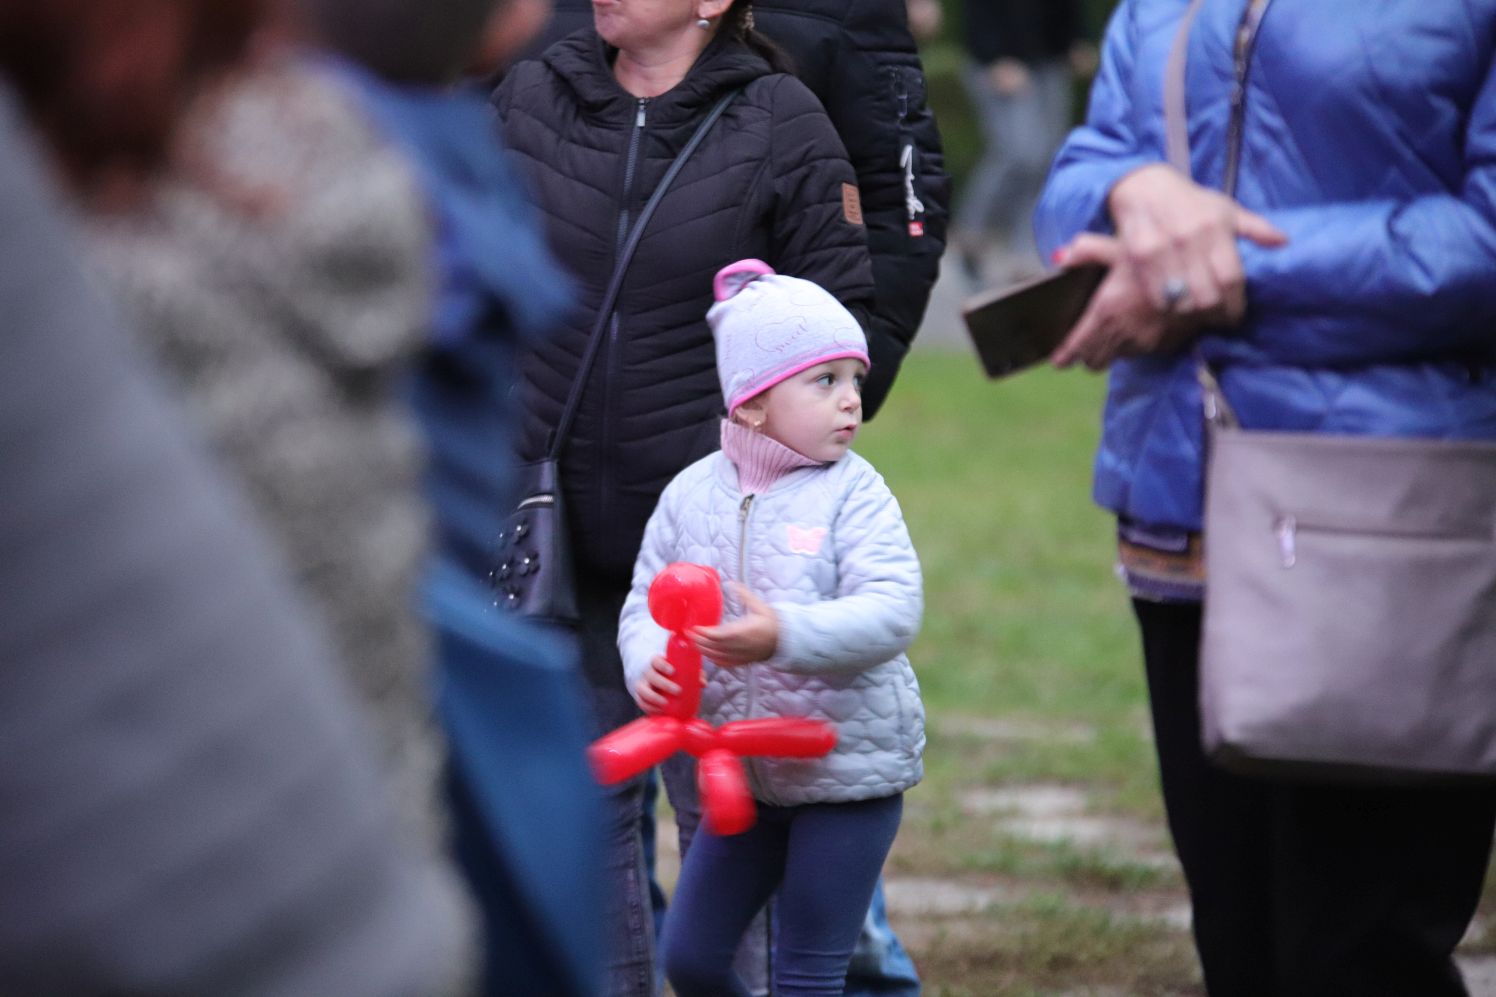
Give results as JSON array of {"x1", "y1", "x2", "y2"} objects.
[{"x1": 619, "y1": 449, "x2": 925, "y2": 806}]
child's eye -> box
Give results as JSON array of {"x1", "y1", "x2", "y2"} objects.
[
  {"x1": 853, "y1": 374, "x2": 865, "y2": 390},
  {"x1": 816, "y1": 373, "x2": 835, "y2": 387}
]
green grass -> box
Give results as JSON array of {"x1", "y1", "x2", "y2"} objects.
[
  {"x1": 854, "y1": 353, "x2": 1200, "y2": 992},
  {"x1": 655, "y1": 346, "x2": 1496, "y2": 991},
  {"x1": 860, "y1": 354, "x2": 1155, "y2": 804},
  {"x1": 915, "y1": 894, "x2": 1199, "y2": 997},
  {"x1": 861, "y1": 356, "x2": 1125, "y2": 707}
]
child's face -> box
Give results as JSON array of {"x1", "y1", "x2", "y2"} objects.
[{"x1": 741, "y1": 358, "x2": 866, "y2": 462}]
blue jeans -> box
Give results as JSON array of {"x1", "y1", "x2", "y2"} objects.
[
  {"x1": 662, "y1": 794, "x2": 903, "y2": 997},
  {"x1": 640, "y1": 769, "x2": 668, "y2": 991},
  {"x1": 430, "y1": 566, "x2": 605, "y2": 997},
  {"x1": 576, "y1": 580, "x2": 655, "y2": 997},
  {"x1": 845, "y1": 881, "x2": 921, "y2": 997}
]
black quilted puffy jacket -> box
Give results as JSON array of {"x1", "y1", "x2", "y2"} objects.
[
  {"x1": 532, "y1": 0, "x2": 951, "y2": 417},
  {"x1": 494, "y1": 29, "x2": 875, "y2": 582}
]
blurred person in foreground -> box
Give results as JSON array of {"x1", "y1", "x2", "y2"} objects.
[
  {"x1": 88, "y1": 0, "x2": 605, "y2": 993},
  {"x1": 953, "y1": 0, "x2": 1092, "y2": 285},
  {"x1": 1036, "y1": 2, "x2": 1496, "y2": 994},
  {"x1": 0, "y1": 1, "x2": 466, "y2": 991},
  {"x1": 295, "y1": 0, "x2": 607, "y2": 992},
  {"x1": 84, "y1": 0, "x2": 480, "y2": 976}
]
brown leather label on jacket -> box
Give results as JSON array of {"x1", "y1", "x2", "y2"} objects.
[{"x1": 842, "y1": 183, "x2": 864, "y2": 226}]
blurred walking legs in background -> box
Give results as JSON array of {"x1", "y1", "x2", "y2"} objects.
[
  {"x1": 845, "y1": 882, "x2": 922, "y2": 997},
  {"x1": 952, "y1": 0, "x2": 1088, "y2": 288},
  {"x1": 578, "y1": 582, "x2": 658, "y2": 997},
  {"x1": 955, "y1": 57, "x2": 1071, "y2": 283}
]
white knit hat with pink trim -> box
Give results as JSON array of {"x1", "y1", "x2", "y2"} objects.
[{"x1": 707, "y1": 259, "x2": 869, "y2": 414}]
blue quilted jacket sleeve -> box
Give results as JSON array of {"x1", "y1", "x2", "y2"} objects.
[
  {"x1": 1039, "y1": 1, "x2": 1496, "y2": 368},
  {"x1": 1239, "y1": 51, "x2": 1496, "y2": 365}
]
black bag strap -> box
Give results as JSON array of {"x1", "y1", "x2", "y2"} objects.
[{"x1": 546, "y1": 87, "x2": 741, "y2": 458}]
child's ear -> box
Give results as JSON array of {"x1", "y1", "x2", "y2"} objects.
[{"x1": 733, "y1": 396, "x2": 767, "y2": 429}]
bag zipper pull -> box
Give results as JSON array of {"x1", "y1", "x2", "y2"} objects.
[{"x1": 1275, "y1": 515, "x2": 1297, "y2": 568}]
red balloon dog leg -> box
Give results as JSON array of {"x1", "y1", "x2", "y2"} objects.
[{"x1": 586, "y1": 562, "x2": 836, "y2": 835}]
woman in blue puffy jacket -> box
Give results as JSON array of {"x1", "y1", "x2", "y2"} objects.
[{"x1": 1035, "y1": 2, "x2": 1496, "y2": 994}]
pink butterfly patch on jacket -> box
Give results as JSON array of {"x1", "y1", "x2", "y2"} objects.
[{"x1": 787, "y1": 525, "x2": 827, "y2": 555}]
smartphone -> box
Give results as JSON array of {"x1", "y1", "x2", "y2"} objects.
[{"x1": 961, "y1": 264, "x2": 1107, "y2": 379}]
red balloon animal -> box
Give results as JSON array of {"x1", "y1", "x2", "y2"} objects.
[{"x1": 589, "y1": 563, "x2": 836, "y2": 835}]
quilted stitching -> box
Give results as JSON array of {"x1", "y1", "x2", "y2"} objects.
[
  {"x1": 620, "y1": 451, "x2": 925, "y2": 806},
  {"x1": 493, "y1": 34, "x2": 876, "y2": 577}
]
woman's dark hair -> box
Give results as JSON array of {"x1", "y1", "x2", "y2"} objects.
[
  {"x1": 723, "y1": 1, "x2": 794, "y2": 76},
  {"x1": 0, "y1": 0, "x2": 265, "y2": 191}
]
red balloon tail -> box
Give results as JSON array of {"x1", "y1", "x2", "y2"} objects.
[{"x1": 588, "y1": 717, "x2": 683, "y2": 784}]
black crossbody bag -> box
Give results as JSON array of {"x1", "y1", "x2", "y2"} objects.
[{"x1": 491, "y1": 89, "x2": 740, "y2": 624}]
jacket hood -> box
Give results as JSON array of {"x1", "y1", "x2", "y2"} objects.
[{"x1": 541, "y1": 27, "x2": 771, "y2": 126}]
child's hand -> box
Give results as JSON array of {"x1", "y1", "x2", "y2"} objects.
[
  {"x1": 692, "y1": 584, "x2": 779, "y2": 667},
  {"x1": 635, "y1": 655, "x2": 680, "y2": 714}
]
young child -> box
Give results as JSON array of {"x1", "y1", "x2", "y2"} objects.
[{"x1": 618, "y1": 259, "x2": 925, "y2": 997}]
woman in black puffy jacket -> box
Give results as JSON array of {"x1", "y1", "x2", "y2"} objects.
[
  {"x1": 531, "y1": 0, "x2": 953, "y2": 419},
  {"x1": 492, "y1": 2, "x2": 874, "y2": 993}
]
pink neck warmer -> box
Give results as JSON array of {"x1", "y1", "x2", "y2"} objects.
[{"x1": 720, "y1": 419, "x2": 821, "y2": 494}]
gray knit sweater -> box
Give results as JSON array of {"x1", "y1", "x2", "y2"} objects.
[
  {"x1": 0, "y1": 80, "x2": 465, "y2": 995},
  {"x1": 86, "y1": 57, "x2": 471, "y2": 944}
]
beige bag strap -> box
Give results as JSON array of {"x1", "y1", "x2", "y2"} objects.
[
  {"x1": 1163, "y1": 0, "x2": 1206, "y2": 174},
  {"x1": 1165, "y1": 0, "x2": 1271, "y2": 194},
  {"x1": 1165, "y1": 0, "x2": 1272, "y2": 429},
  {"x1": 1164, "y1": 0, "x2": 1238, "y2": 427}
]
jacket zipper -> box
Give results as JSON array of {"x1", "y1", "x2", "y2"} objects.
[
  {"x1": 615, "y1": 100, "x2": 648, "y2": 249},
  {"x1": 737, "y1": 493, "x2": 754, "y2": 583},
  {"x1": 1223, "y1": 0, "x2": 1272, "y2": 197},
  {"x1": 1274, "y1": 513, "x2": 1489, "y2": 569},
  {"x1": 736, "y1": 492, "x2": 767, "y2": 799},
  {"x1": 598, "y1": 98, "x2": 649, "y2": 531}
]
